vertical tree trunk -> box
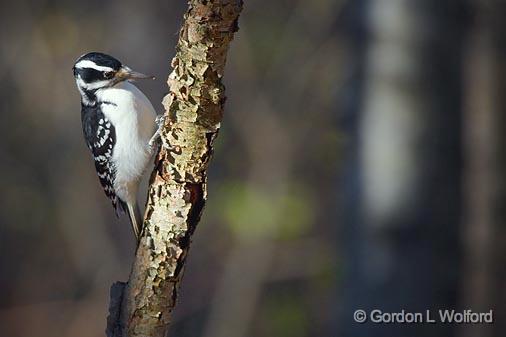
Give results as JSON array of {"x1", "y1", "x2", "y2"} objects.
[
  {"x1": 339, "y1": 0, "x2": 469, "y2": 336},
  {"x1": 106, "y1": 1, "x2": 243, "y2": 337},
  {"x1": 462, "y1": 2, "x2": 506, "y2": 336}
]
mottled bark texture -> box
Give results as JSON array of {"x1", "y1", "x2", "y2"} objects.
[{"x1": 106, "y1": 1, "x2": 243, "y2": 337}]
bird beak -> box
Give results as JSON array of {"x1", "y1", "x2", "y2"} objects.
[{"x1": 116, "y1": 66, "x2": 155, "y2": 81}]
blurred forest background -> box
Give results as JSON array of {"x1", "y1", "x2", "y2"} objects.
[{"x1": 0, "y1": 0, "x2": 504, "y2": 336}]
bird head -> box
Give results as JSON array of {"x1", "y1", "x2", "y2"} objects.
[{"x1": 73, "y1": 52, "x2": 154, "y2": 92}]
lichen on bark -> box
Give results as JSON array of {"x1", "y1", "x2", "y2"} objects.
[{"x1": 106, "y1": 1, "x2": 243, "y2": 337}]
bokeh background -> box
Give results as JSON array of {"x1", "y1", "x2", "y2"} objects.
[{"x1": 0, "y1": 0, "x2": 504, "y2": 336}]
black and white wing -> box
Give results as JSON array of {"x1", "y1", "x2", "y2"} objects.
[{"x1": 81, "y1": 105, "x2": 125, "y2": 215}]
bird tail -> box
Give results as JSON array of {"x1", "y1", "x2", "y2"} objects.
[{"x1": 126, "y1": 202, "x2": 143, "y2": 240}]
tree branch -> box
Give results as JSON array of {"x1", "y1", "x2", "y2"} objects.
[{"x1": 106, "y1": 1, "x2": 243, "y2": 336}]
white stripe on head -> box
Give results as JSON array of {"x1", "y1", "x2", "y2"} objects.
[
  {"x1": 75, "y1": 59, "x2": 114, "y2": 72},
  {"x1": 76, "y1": 80, "x2": 93, "y2": 105},
  {"x1": 76, "y1": 75, "x2": 110, "y2": 90}
]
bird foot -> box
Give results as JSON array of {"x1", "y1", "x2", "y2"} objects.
[{"x1": 149, "y1": 114, "x2": 166, "y2": 149}]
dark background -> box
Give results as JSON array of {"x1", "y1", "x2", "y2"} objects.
[{"x1": 0, "y1": 0, "x2": 504, "y2": 337}]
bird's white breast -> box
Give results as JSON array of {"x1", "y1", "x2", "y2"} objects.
[{"x1": 96, "y1": 81, "x2": 156, "y2": 203}]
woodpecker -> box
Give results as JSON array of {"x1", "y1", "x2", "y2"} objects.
[{"x1": 72, "y1": 52, "x2": 158, "y2": 239}]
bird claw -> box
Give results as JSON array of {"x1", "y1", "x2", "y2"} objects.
[{"x1": 149, "y1": 114, "x2": 166, "y2": 149}]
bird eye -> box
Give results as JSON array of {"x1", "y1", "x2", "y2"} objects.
[{"x1": 104, "y1": 71, "x2": 114, "y2": 79}]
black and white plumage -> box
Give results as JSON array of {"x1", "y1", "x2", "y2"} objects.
[
  {"x1": 73, "y1": 52, "x2": 157, "y2": 239},
  {"x1": 81, "y1": 104, "x2": 118, "y2": 209}
]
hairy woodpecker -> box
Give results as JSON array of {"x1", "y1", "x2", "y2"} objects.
[{"x1": 72, "y1": 52, "x2": 157, "y2": 239}]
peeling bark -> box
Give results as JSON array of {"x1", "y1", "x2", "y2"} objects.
[{"x1": 106, "y1": 1, "x2": 243, "y2": 336}]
